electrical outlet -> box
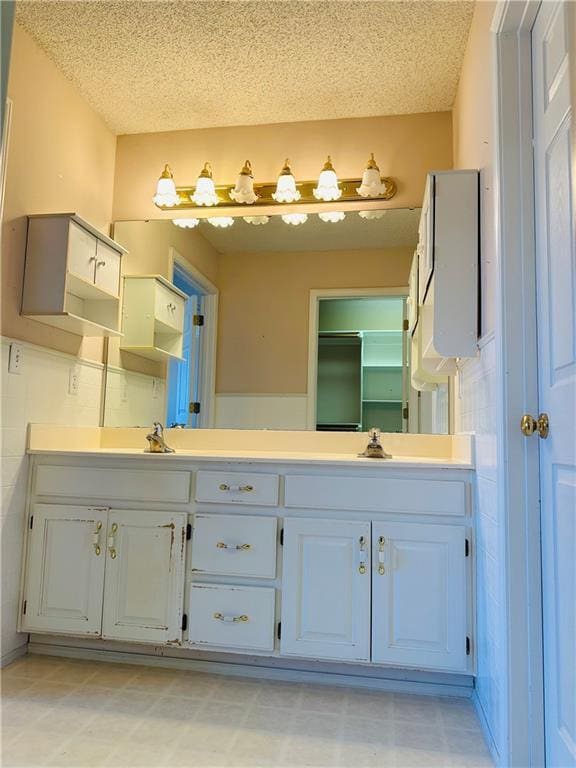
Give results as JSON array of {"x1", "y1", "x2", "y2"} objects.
[
  {"x1": 152, "y1": 378, "x2": 160, "y2": 399},
  {"x1": 68, "y1": 367, "x2": 80, "y2": 396},
  {"x1": 8, "y1": 344, "x2": 23, "y2": 374}
]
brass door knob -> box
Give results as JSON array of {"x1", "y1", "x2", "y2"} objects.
[{"x1": 520, "y1": 413, "x2": 549, "y2": 439}]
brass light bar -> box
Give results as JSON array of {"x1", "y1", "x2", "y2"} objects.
[{"x1": 154, "y1": 176, "x2": 397, "y2": 211}]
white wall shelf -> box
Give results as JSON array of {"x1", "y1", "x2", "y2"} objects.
[{"x1": 21, "y1": 213, "x2": 126, "y2": 337}]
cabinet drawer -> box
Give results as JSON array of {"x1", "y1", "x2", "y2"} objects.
[
  {"x1": 188, "y1": 584, "x2": 275, "y2": 651},
  {"x1": 191, "y1": 514, "x2": 277, "y2": 578},
  {"x1": 155, "y1": 282, "x2": 185, "y2": 331},
  {"x1": 195, "y1": 471, "x2": 279, "y2": 506},
  {"x1": 284, "y1": 475, "x2": 466, "y2": 516},
  {"x1": 67, "y1": 220, "x2": 97, "y2": 283},
  {"x1": 94, "y1": 241, "x2": 121, "y2": 297},
  {"x1": 35, "y1": 465, "x2": 190, "y2": 503}
]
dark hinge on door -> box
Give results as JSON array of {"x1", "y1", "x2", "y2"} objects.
[
  {"x1": 182, "y1": 613, "x2": 188, "y2": 631},
  {"x1": 193, "y1": 314, "x2": 205, "y2": 327},
  {"x1": 465, "y1": 538, "x2": 470, "y2": 557},
  {"x1": 189, "y1": 402, "x2": 201, "y2": 414},
  {"x1": 29, "y1": 516, "x2": 33, "y2": 530},
  {"x1": 22, "y1": 600, "x2": 27, "y2": 615},
  {"x1": 277, "y1": 622, "x2": 282, "y2": 640},
  {"x1": 403, "y1": 318, "x2": 409, "y2": 331},
  {"x1": 186, "y1": 524, "x2": 192, "y2": 541},
  {"x1": 466, "y1": 636, "x2": 471, "y2": 656},
  {"x1": 279, "y1": 528, "x2": 284, "y2": 546},
  {"x1": 402, "y1": 406, "x2": 409, "y2": 420}
]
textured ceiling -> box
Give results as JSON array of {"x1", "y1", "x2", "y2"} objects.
[
  {"x1": 186, "y1": 207, "x2": 420, "y2": 254},
  {"x1": 15, "y1": 0, "x2": 474, "y2": 135}
]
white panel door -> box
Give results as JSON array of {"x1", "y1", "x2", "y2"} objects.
[
  {"x1": 280, "y1": 518, "x2": 370, "y2": 661},
  {"x1": 102, "y1": 510, "x2": 187, "y2": 644},
  {"x1": 94, "y1": 241, "x2": 121, "y2": 297},
  {"x1": 371, "y1": 522, "x2": 467, "y2": 671},
  {"x1": 532, "y1": 3, "x2": 576, "y2": 765},
  {"x1": 21, "y1": 504, "x2": 107, "y2": 636}
]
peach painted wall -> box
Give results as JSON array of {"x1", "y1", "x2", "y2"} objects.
[
  {"x1": 1, "y1": 25, "x2": 117, "y2": 362},
  {"x1": 112, "y1": 112, "x2": 453, "y2": 222},
  {"x1": 216, "y1": 247, "x2": 412, "y2": 394}
]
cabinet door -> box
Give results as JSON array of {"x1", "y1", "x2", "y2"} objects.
[
  {"x1": 21, "y1": 504, "x2": 107, "y2": 636},
  {"x1": 102, "y1": 510, "x2": 187, "y2": 644},
  {"x1": 280, "y1": 518, "x2": 370, "y2": 661},
  {"x1": 67, "y1": 220, "x2": 97, "y2": 283},
  {"x1": 94, "y1": 241, "x2": 121, "y2": 297},
  {"x1": 155, "y1": 281, "x2": 185, "y2": 332},
  {"x1": 372, "y1": 522, "x2": 467, "y2": 671}
]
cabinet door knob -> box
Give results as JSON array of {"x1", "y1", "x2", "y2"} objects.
[
  {"x1": 358, "y1": 535, "x2": 367, "y2": 574},
  {"x1": 520, "y1": 413, "x2": 549, "y2": 438},
  {"x1": 216, "y1": 542, "x2": 251, "y2": 551},
  {"x1": 213, "y1": 612, "x2": 249, "y2": 623},
  {"x1": 377, "y1": 536, "x2": 385, "y2": 575},
  {"x1": 92, "y1": 520, "x2": 102, "y2": 556},
  {"x1": 97, "y1": 260, "x2": 106, "y2": 267},
  {"x1": 107, "y1": 522, "x2": 118, "y2": 559}
]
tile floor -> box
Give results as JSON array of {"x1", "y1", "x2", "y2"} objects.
[{"x1": 1, "y1": 655, "x2": 493, "y2": 768}]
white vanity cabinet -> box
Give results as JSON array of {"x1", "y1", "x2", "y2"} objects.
[
  {"x1": 280, "y1": 518, "x2": 371, "y2": 662},
  {"x1": 120, "y1": 275, "x2": 187, "y2": 361},
  {"x1": 22, "y1": 214, "x2": 126, "y2": 337},
  {"x1": 21, "y1": 504, "x2": 187, "y2": 645}
]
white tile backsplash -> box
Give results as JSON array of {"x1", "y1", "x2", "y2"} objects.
[{"x1": 0, "y1": 338, "x2": 104, "y2": 664}]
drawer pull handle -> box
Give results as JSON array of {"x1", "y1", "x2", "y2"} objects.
[
  {"x1": 219, "y1": 483, "x2": 254, "y2": 493},
  {"x1": 359, "y1": 535, "x2": 367, "y2": 575},
  {"x1": 216, "y1": 542, "x2": 252, "y2": 551},
  {"x1": 378, "y1": 535, "x2": 386, "y2": 575},
  {"x1": 213, "y1": 613, "x2": 249, "y2": 623},
  {"x1": 107, "y1": 522, "x2": 118, "y2": 560},
  {"x1": 92, "y1": 520, "x2": 102, "y2": 556}
]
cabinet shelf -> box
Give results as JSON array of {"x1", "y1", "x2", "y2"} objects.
[
  {"x1": 362, "y1": 399, "x2": 402, "y2": 404},
  {"x1": 25, "y1": 311, "x2": 123, "y2": 338},
  {"x1": 119, "y1": 345, "x2": 184, "y2": 362}
]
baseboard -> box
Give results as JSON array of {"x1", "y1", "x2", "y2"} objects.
[
  {"x1": 472, "y1": 689, "x2": 500, "y2": 765},
  {"x1": 28, "y1": 641, "x2": 473, "y2": 698},
  {"x1": 1, "y1": 642, "x2": 28, "y2": 668}
]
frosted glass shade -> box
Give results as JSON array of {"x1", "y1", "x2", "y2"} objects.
[
  {"x1": 359, "y1": 209, "x2": 387, "y2": 220},
  {"x1": 313, "y1": 157, "x2": 342, "y2": 201},
  {"x1": 357, "y1": 167, "x2": 386, "y2": 197},
  {"x1": 192, "y1": 175, "x2": 219, "y2": 206},
  {"x1": 272, "y1": 159, "x2": 301, "y2": 203},
  {"x1": 207, "y1": 217, "x2": 234, "y2": 228},
  {"x1": 282, "y1": 213, "x2": 308, "y2": 226},
  {"x1": 243, "y1": 216, "x2": 270, "y2": 225},
  {"x1": 172, "y1": 218, "x2": 200, "y2": 228},
  {"x1": 230, "y1": 161, "x2": 258, "y2": 204},
  {"x1": 152, "y1": 165, "x2": 179, "y2": 207},
  {"x1": 318, "y1": 211, "x2": 345, "y2": 223}
]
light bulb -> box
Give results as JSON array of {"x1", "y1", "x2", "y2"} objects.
[
  {"x1": 152, "y1": 164, "x2": 179, "y2": 207},
  {"x1": 207, "y1": 217, "x2": 234, "y2": 228},
  {"x1": 191, "y1": 162, "x2": 219, "y2": 206},
  {"x1": 357, "y1": 153, "x2": 387, "y2": 198},
  {"x1": 318, "y1": 211, "x2": 346, "y2": 223},
  {"x1": 229, "y1": 160, "x2": 258, "y2": 204},
  {"x1": 172, "y1": 218, "x2": 200, "y2": 228},
  {"x1": 243, "y1": 216, "x2": 270, "y2": 225},
  {"x1": 359, "y1": 209, "x2": 387, "y2": 220},
  {"x1": 272, "y1": 159, "x2": 301, "y2": 203},
  {"x1": 313, "y1": 156, "x2": 342, "y2": 202},
  {"x1": 282, "y1": 213, "x2": 308, "y2": 226}
]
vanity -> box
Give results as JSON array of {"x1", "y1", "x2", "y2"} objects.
[{"x1": 19, "y1": 426, "x2": 475, "y2": 690}]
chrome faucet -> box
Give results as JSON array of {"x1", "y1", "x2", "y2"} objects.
[
  {"x1": 145, "y1": 422, "x2": 175, "y2": 453},
  {"x1": 358, "y1": 427, "x2": 391, "y2": 459}
]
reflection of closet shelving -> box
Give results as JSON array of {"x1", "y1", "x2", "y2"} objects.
[
  {"x1": 120, "y1": 275, "x2": 186, "y2": 361},
  {"x1": 21, "y1": 214, "x2": 126, "y2": 337}
]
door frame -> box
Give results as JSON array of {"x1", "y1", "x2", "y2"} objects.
[
  {"x1": 491, "y1": 2, "x2": 545, "y2": 765},
  {"x1": 306, "y1": 287, "x2": 408, "y2": 430},
  {"x1": 168, "y1": 248, "x2": 218, "y2": 428}
]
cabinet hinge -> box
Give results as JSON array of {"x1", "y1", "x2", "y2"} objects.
[
  {"x1": 29, "y1": 516, "x2": 33, "y2": 530},
  {"x1": 189, "y1": 402, "x2": 201, "y2": 414},
  {"x1": 182, "y1": 613, "x2": 188, "y2": 631},
  {"x1": 22, "y1": 600, "x2": 27, "y2": 615},
  {"x1": 403, "y1": 318, "x2": 409, "y2": 331},
  {"x1": 277, "y1": 622, "x2": 282, "y2": 640},
  {"x1": 279, "y1": 528, "x2": 284, "y2": 546},
  {"x1": 465, "y1": 538, "x2": 470, "y2": 557},
  {"x1": 186, "y1": 523, "x2": 192, "y2": 541},
  {"x1": 466, "y1": 636, "x2": 471, "y2": 656},
  {"x1": 402, "y1": 406, "x2": 409, "y2": 420},
  {"x1": 193, "y1": 314, "x2": 205, "y2": 327}
]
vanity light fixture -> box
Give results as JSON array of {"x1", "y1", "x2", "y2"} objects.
[
  {"x1": 357, "y1": 153, "x2": 387, "y2": 198},
  {"x1": 318, "y1": 211, "x2": 346, "y2": 223},
  {"x1": 282, "y1": 213, "x2": 308, "y2": 226},
  {"x1": 229, "y1": 160, "x2": 259, "y2": 204},
  {"x1": 243, "y1": 216, "x2": 270, "y2": 225},
  {"x1": 172, "y1": 218, "x2": 200, "y2": 228},
  {"x1": 207, "y1": 216, "x2": 234, "y2": 228},
  {"x1": 191, "y1": 163, "x2": 219, "y2": 206},
  {"x1": 152, "y1": 165, "x2": 180, "y2": 207},
  {"x1": 272, "y1": 159, "x2": 301, "y2": 203},
  {"x1": 359, "y1": 209, "x2": 387, "y2": 220},
  {"x1": 313, "y1": 156, "x2": 342, "y2": 202}
]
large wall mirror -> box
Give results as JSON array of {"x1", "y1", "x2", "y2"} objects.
[{"x1": 104, "y1": 205, "x2": 450, "y2": 434}]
